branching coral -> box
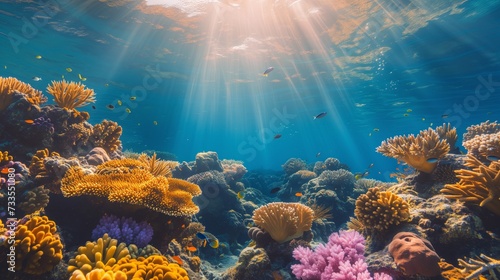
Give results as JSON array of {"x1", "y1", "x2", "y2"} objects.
[
  {"x1": 458, "y1": 254, "x2": 500, "y2": 280},
  {"x1": 463, "y1": 120, "x2": 500, "y2": 142},
  {"x1": 376, "y1": 128, "x2": 450, "y2": 173},
  {"x1": 354, "y1": 187, "x2": 410, "y2": 230},
  {"x1": 68, "y1": 233, "x2": 131, "y2": 275},
  {"x1": 0, "y1": 150, "x2": 13, "y2": 164},
  {"x1": 441, "y1": 155, "x2": 500, "y2": 216},
  {"x1": 61, "y1": 160, "x2": 202, "y2": 216},
  {"x1": 47, "y1": 80, "x2": 95, "y2": 110},
  {"x1": 0, "y1": 76, "x2": 47, "y2": 110},
  {"x1": 138, "y1": 152, "x2": 178, "y2": 177},
  {"x1": 14, "y1": 215, "x2": 63, "y2": 274},
  {"x1": 436, "y1": 123, "x2": 458, "y2": 150},
  {"x1": 112, "y1": 255, "x2": 189, "y2": 280},
  {"x1": 90, "y1": 120, "x2": 123, "y2": 153},
  {"x1": 252, "y1": 202, "x2": 314, "y2": 243}
]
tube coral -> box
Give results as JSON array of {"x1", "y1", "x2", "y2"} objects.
[{"x1": 46, "y1": 80, "x2": 95, "y2": 110}]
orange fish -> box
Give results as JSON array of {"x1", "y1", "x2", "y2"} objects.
[
  {"x1": 172, "y1": 255, "x2": 183, "y2": 265},
  {"x1": 1, "y1": 168, "x2": 10, "y2": 174},
  {"x1": 24, "y1": 119, "x2": 34, "y2": 124},
  {"x1": 186, "y1": 246, "x2": 197, "y2": 252},
  {"x1": 295, "y1": 192, "x2": 303, "y2": 197}
]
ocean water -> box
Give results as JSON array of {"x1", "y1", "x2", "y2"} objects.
[{"x1": 1, "y1": 0, "x2": 500, "y2": 180}]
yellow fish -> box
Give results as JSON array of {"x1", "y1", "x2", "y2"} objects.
[
  {"x1": 125, "y1": 108, "x2": 131, "y2": 113},
  {"x1": 406, "y1": 109, "x2": 412, "y2": 113},
  {"x1": 237, "y1": 191, "x2": 245, "y2": 199},
  {"x1": 153, "y1": 121, "x2": 158, "y2": 125},
  {"x1": 403, "y1": 113, "x2": 409, "y2": 117},
  {"x1": 78, "y1": 74, "x2": 87, "y2": 81},
  {"x1": 117, "y1": 100, "x2": 122, "y2": 106},
  {"x1": 66, "y1": 67, "x2": 72, "y2": 72},
  {"x1": 130, "y1": 96, "x2": 137, "y2": 101},
  {"x1": 35, "y1": 55, "x2": 42, "y2": 59}
]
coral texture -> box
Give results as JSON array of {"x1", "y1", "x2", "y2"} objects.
[
  {"x1": 252, "y1": 202, "x2": 314, "y2": 243},
  {"x1": 463, "y1": 120, "x2": 500, "y2": 142},
  {"x1": 18, "y1": 186, "x2": 50, "y2": 214},
  {"x1": 377, "y1": 128, "x2": 450, "y2": 173},
  {"x1": 70, "y1": 268, "x2": 128, "y2": 280},
  {"x1": 29, "y1": 148, "x2": 60, "y2": 180},
  {"x1": 291, "y1": 230, "x2": 391, "y2": 280},
  {"x1": 91, "y1": 214, "x2": 154, "y2": 248},
  {"x1": 90, "y1": 120, "x2": 123, "y2": 153},
  {"x1": 0, "y1": 76, "x2": 47, "y2": 110},
  {"x1": 138, "y1": 152, "x2": 178, "y2": 177},
  {"x1": 13, "y1": 215, "x2": 63, "y2": 274},
  {"x1": 388, "y1": 232, "x2": 441, "y2": 277},
  {"x1": 112, "y1": 255, "x2": 189, "y2": 280},
  {"x1": 46, "y1": 80, "x2": 96, "y2": 110},
  {"x1": 458, "y1": 254, "x2": 500, "y2": 280},
  {"x1": 436, "y1": 123, "x2": 458, "y2": 151},
  {"x1": 463, "y1": 131, "x2": 500, "y2": 162},
  {"x1": 354, "y1": 187, "x2": 410, "y2": 230},
  {"x1": 282, "y1": 158, "x2": 307, "y2": 175},
  {"x1": 441, "y1": 155, "x2": 500, "y2": 216}
]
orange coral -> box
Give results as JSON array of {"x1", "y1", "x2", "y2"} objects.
[
  {"x1": 377, "y1": 128, "x2": 450, "y2": 173},
  {"x1": 252, "y1": 202, "x2": 314, "y2": 243},
  {"x1": 47, "y1": 80, "x2": 96, "y2": 110},
  {"x1": 0, "y1": 76, "x2": 47, "y2": 110},
  {"x1": 13, "y1": 215, "x2": 63, "y2": 274},
  {"x1": 70, "y1": 268, "x2": 128, "y2": 280},
  {"x1": 29, "y1": 148, "x2": 60, "y2": 180},
  {"x1": 61, "y1": 159, "x2": 201, "y2": 216},
  {"x1": 90, "y1": 120, "x2": 123, "y2": 153},
  {"x1": 441, "y1": 155, "x2": 500, "y2": 216},
  {"x1": 112, "y1": 255, "x2": 189, "y2": 280},
  {"x1": 436, "y1": 123, "x2": 457, "y2": 149},
  {"x1": 354, "y1": 187, "x2": 410, "y2": 230},
  {"x1": 0, "y1": 150, "x2": 13, "y2": 164},
  {"x1": 138, "y1": 153, "x2": 178, "y2": 177}
]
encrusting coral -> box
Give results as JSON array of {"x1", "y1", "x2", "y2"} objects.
[
  {"x1": 13, "y1": 215, "x2": 63, "y2": 274},
  {"x1": 0, "y1": 76, "x2": 47, "y2": 110},
  {"x1": 441, "y1": 154, "x2": 500, "y2": 216},
  {"x1": 61, "y1": 159, "x2": 202, "y2": 216},
  {"x1": 90, "y1": 120, "x2": 123, "y2": 153},
  {"x1": 252, "y1": 202, "x2": 314, "y2": 243},
  {"x1": 354, "y1": 187, "x2": 410, "y2": 230},
  {"x1": 46, "y1": 80, "x2": 96, "y2": 110},
  {"x1": 376, "y1": 128, "x2": 450, "y2": 173}
]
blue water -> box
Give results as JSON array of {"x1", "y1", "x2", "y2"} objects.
[{"x1": 1, "y1": 0, "x2": 500, "y2": 180}]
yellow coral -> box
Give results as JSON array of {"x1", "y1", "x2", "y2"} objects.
[
  {"x1": 61, "y1": 160, "x2": 201, "y2": 216},
  {"x1": 252, "y1": 202, "x2": 314, "y2": 243},
  {"x1": 0, "y1": 76, "x2": 47, "y2": 110},
  {"x1": 91, "y1": 120, "x2": 123, "y2": 153},
  {"x1": 14, "y1": 215, "x2": 63, "y2": 274},
  {"x1": 441, "y1": 155, "x2": 500, "y2": 216},
  {"x1": 68, "y1": 234, "x2": 130, "y2": 275},
  {"x1": 0, "y1": 150, "x2": 13, "y2": 164},
  {"x1": 113, "y1": 255, "x2": 189, "y2": 280},
  {"x1": 47, "y1": 80, "x2": 96, "y2": 110},
  {"x1": 377, "y1": 128, "x2": 450, "y2": 173},
  {"x1": 354, "y1": 187, "x2": 410, "y2": 230},
  {"x1": 138, "y1": 153, "x2": 179, "y2": 177},
  {"x1": 70, "y1": 269, "x2": 128, "y2": 280},
  {"x1": 29, "y1": 148, "x2": 60, "y2": 180}
]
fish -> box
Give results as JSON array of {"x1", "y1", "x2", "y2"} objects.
[
  {"x1": 273, "y1": 134, "x2": 282, "y2": 139},
  {"x1": 185, "y1": 246, "x2": 197, "y2": 252},
  {"x1": 4, "y1": 65, "x2": 6, "y2": 69},
  {"x1": 1, "y1": 168, "x2": 10, "y2": 174},
  {"x1": 295, "y1": 192, "x2": 302, "y2": 197},
  {"x1": 78, "y1": 73, "x2": 87, "y2": 81},
  {"x1": 172, "y1": 255, "x2": 183, "y2": 265},
  {"x1": 406, "y1": 109, "x2": 412, "y2": 113},
  {"x1": 316, "y1": 152, "x2": 321, "y2": 157},
  {"x1": 125, "y1": 108, "x2": 131, "y2": 113},
  {"x1": 130, "y1": 96, "x2": 137, "y2": 101},
  {"x1": 262, "y1": 67, "x2": 274, "y2": 76},
  {"x1": 104, "y1": 83, "x2": 109, "y2": 87},
  {"x1": 153, "y1": 121, "x2": 158, "y2": 125},
  {"x1": 403, "y1": 113, "x2": 409, "y2": 117},
  {"x1": 426, "y1": 158, "x2": 438, "y2": 163},
  {"x1": 196, "y1": 232, "x2": 219, "y2": 248},
  {"x1": 107, "y1": 104, "x2": 114, "y2": 110},
  {"x1": 373, "y1": 128, "x2": 380, "y2": 132},
  {"x1": 237, "y1": 191, "x2": 245, "y2": 199},
  {"x1": 66, "y1": 67, "x2": 72, "y2": 72},
  {"x1": 92, "y1": 105, "x2": 96, "y2": 110},
  {"x1": 117, "y1": 100, "x2": 122, "y2": 106},
  {"x1": 270, "y1": 187, "x2": 281, "y2": 194},
  {"x1": 35, "y1": 55, "x2": 42, "y2": 59},
  {"x1": 368, "y1": 163, "x2": 374, "y2": 168},
  {"x1": 354, "y1": 171, "x2": 369, "y2": 180},
  {"x1": 441, "y1": 114, "x2": 448, "y2": 118},
  {"x1": 313, "y1": 112, "x2": 327, "y2": 119},
  {"x1": 32, "y1": 76, "x2": 42, "y2": 81},
  {"x1": 24, "y1": 119, "x2": 34, "y2": 124},
  {"x1": 487, "y1": 155, "x2": 499, "y2": 161}
]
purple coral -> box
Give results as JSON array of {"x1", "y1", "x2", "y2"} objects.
[
  {"x1": 33, "y1": 116, "x2": 55, "y2": 134},
  {"x1": 91, "y1": 214, "x2": 153, "y2": 248},
  {"x1": 292, "y1": 230, "x2": 392, "y2": 280}
]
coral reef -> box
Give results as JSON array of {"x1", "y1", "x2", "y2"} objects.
[
  {"x1": 463, "y1": 120, "x2": 500, "y2": 142},
  {"x1": 138, "y1": 152, "x2": 178, "y2": 177},
  {"x1": 463, "y1": 131, "x2": 500, "y2": 162},
  {"x1": 90, "y1": 120, "x2": 123, "y2": 154},
  {"x1": 69, "y1": 269, "x2": 128, "y2": 280},
  {"x1": 46, "y1": 80, "x2": 95, "y2": 110},
  {"x1": 221, "y1": 247, "x2": 271, "y2": 280},
  {"x1": 354, "y1": 187, "x2": 410, "y2": 231},
  {"x1": 112, "y1": 255, "x2": 189, "y2": 280},
  {"x1": 377, "y1": 128, "x2": 450, "y2": 173},
  {"x1": 194, "y1": 151, "x2": 223, "y2": 173},
  {"x1": 388, "y1": 232, "x2": 441, "y2": 277},
  {"x1": 458, "y1": 254, "x2": 500, "y2": 280},
  {"x1": 85, "y1": 147, "x2": 111, "y2": 166},
  {"x1": 282, "y1": 158, "x2": 307, "y2": 175},
  {"x1": 252, "y1": 202, "x2": 314, "y2": 243},
  {"x1": 0, "y1": 76, "x2": 47, "y2": 110},
  {"x1": 91, "y1": 214, "x2": 154, "y2": 248},
  {"x1": 18, "y1": 186, "x2": 50, "y2": 215},
  {"x1": 436, "y1": 123, "x2": 459, "y2": 153}
]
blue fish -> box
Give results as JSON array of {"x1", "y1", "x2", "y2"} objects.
[
  {"x1": 313, "y1": 112, "x2": 327, "y2": 119},
  {"x1": 426, "y1": 158, "x2": 438, "y2": 163},
  {"x1": 196, "y1": 232, "x2": 219, "y2": 248},
  {"x1": 262, "y1": 67, "x2": 274, "y2": 77},
  {"x1": 487, "y1": 155, "x2": 499, "y2": 161}
]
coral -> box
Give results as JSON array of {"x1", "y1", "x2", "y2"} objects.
[
  {"x1": 92, "y1": 214, "x2": 154, "y2": 248},
  {"x1": 127, "y1": 244, "x2": 161, "y2": 259},
  {"x1": 194, "y1": 151, "x2": 223, "y2": 172},
  {"x1": 138, "y1": 152, "x2": 178, "y2": 177},
  {"x1": 29, "y1": 148, "x2": 60, "y2": 180},
  {"x1": 376, "y1": 128, "x2": 450, "y2": 173},
  {"x1": 354, "y1": 187, "x2": 410, "y2": 230},
  {"x1": 388, "y1": 232, "x2": 441, "y2": 277},
  {"x1": 86, "y1": 147, "x2": 111, "y2": 166},
  {"x1": 436, "y1": 123, "x2": 458, "y2": 151},
  {"x1": 317, "y1": 169, "x2": 355, "y2": 200},
  {"x1": 90, "y1": 120, "x2": 123, "y2": 153},
  {"x1": 13, "y1": 215, "x2": 63, "y2": 274},
  {"x1": 61, "y1": 162, "x2": 202, "y2": 216},
  {"x1": 223, "y1": 247, "x2": 271, "y2": 280},
  {"x1": 0, "y1": 76, "x2": 47, "y2": 110},
  {"x1": 247, "y1": 226, "x2": 273, "y2": 248},
  {"x1": 441, "y1": 154, "x2": 500, "y2": 216},
  {"x1": 221, "y1": 159, "x2": 247, "y2": 185},
  {"x1": 291, "y1": 230, "x2": 391, "y2": 280},
  {"x1": 458, "y1": 254, "x2": 500, "y2": 280},
  {"x1": 463, "y1": 120, "x2": 500, "y2": 142},
  {"x1": 309, "y1": 204, "x2": 333, "y2": 221},
  {"x1": 112, "y1": 255, "x2": 189, "y2": 280},
  {"x1": 70, "y1": 269, "x2": 128, "y2": 280},
  {"x1": 188, "y1": 256, "x2": 201, "y2": 272},
  {"x1": 46, "y1": 80, "x2": 96, "y2": 110},
  {"x1": 463, "y1": 131, "x2": 500, "y2": 162},
  {"x1": 18, "y1": 186, "x2": 50, "y2": 214},
  {"x1": 68, "y1": 233, "x2": 131, "y2": 275},
  {"x1": 282, "y1": 158, "x2": 307, "y2": 175},
  {"x1": 0, "y1": 150, "x2": 13, "y2": 164},
  {"x1": 439, "y1": 261, "x2": 472, "y2": 280},
  {"x1": 252, "y1": 202, "x2": 314, "y2": 243}
]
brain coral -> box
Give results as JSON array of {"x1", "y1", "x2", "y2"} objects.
[
  {"x1": 13, "y1": 215, "x2": 63, "y2": 274},
  {"x1": 112, "y1": 255, "x2": 189, "y2": 280},
  {"x1": 61, "y1": 159, "x2": 201, "y2": 216},
  {"x1": 252, "y1": 202, "x2": 314, "y2": 243},
  {"x1": 317, "y1": 169, "x2": 355, "y2": 200},
  {"x1": 377, "y1": 128, "x2": 450, "y2": 173},
  {"x1": 354, "y1": 187, "x2": 410, "y2": 230},
  {"x1": 441, "y1": 154, "x2": 500, "y2": 216}
]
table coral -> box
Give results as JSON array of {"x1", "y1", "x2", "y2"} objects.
[
  {"x1": 441, "y1": 154, "x2": 500, "y2": 216},
  {"x1": 90, "y1": 120, "x2": 123, "y2": 153},
  {"x1": 13, "y1": 215, "x2": 63, "y2": 274},
  {"x1": 252, "y1": 202, "x2": 314, "y2": 243},
  {"x1": 46, "y1": 80, "x2": 96, "y2": 110},
  {"x1": 354, "y1": 187, "x2": 410, "y2": 231},
  {"x1": 0, "y1": 76, "x2": 47, "y2": 110},
  {"x1": 112, "y1": 255, "x2": 189, "y2": 280},
  {"x1": 376, "y1": 128, "x2": 450, "y2": 173}
]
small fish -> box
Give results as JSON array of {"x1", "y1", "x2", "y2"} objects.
[
  {"x1": 153, "y1": 121, "x2": 158, "y2": 125},
  {"x1": 422, "y1": 118, "x2": 426, "y2": 121},
  {"x1": 406, "y1": 109, "x2": 412, "y2": 113},
  {"x1": 3, "y1": 65, "x2": 6, "y2": 69},
  {"x1": 24, "y1": 119, "x2": 34, "y2": 124},
  {"x1": 172, "y1": 255, "x2": 183, "y2": 265},
  {"x1": 354, "y1": 171, "x2": 369, "y2": 180},
  {"x1": 316, "y1": 152, "x2": 321, "y2": 157},
  {"x1": 66, "y1": 67, "x2": 72, "y2": 72},
  {"x1": 237, "y1": 191, "x2": 245, "y2": 199},
  {"x1": 441, "y1": 114, "x2": 448, "y2": 118},
  {"x1": 78, "y1": 73, "x2": 87, "y2": 81},
  {"x1": 274, "y1": 134, "x2": 282, "y2": 139},
  {"x1": 107, "y1": 104, "x2": 114, "y2": 110},
  {"x1": 403, "y1": 113, "x2": 409, "y2": 117},
  {"x1": 270, "y1": 187, "x2": 281, "y2": 194},
  {"x1": 487, "y1": 155, "x2": 499, "y2": 161},
  {"x1": 373, "y1": 128, "x2": 380, "y2": 132},
  {"x1": 35, "y1": 55, "x2": 42, "y2": 59},
  {"x1": 368, "y1": 133, "x2": 372, "y2": 136},
  {"x1": 137, "y1": 123, "x2": 141, "y2": 126},
  {"x1": 185, "y1": 246, "x2": 197, "y2": 252},
  {"x1": 92, "y1": 105, "x2": 96, "y2": 110},
  {"x1": 130, "y1": 96, "x2": 137, "y2": 101},
  {"x1": 426, "y1": 158, "x2": 438, "y2": 163},
  {"x1": 262, "y1": 67, "x2": 274, "y2": 76},
  {"x1": 104, "y1": 83, "x2": 109, "y2": 87},
  {"x1": 368, "y1": 163, "x2": 374, "y2": 168},
  {"x1": 1, "y1": 168, "x2": 10, "y2": 174},
  {"x1": 196, "y1": 232, "x2": 219, "y2": 249},
  {"x1": 313, "y1": 112, "x2": 327, "y2": 119},
  {"x1": 117, "y1": 100, "x2": 122, "y2": 106},
  {"x1": 32, "y1": 76, "x2": 42, "y2": 81},
  {"x1": 295, "y1": 192, "x2": 302, "y2": 197},
  {"x1": 125, "y1": 108, "x2": 131, "y2": 113}
]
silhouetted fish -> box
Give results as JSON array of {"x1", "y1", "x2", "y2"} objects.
[{"x1": 313, "y1": 112, "x2": 327, "y2": 119}]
